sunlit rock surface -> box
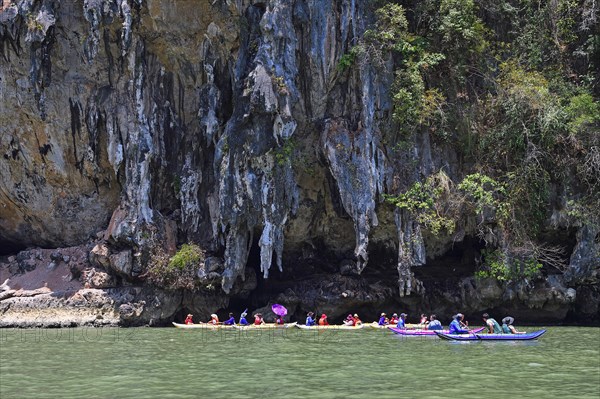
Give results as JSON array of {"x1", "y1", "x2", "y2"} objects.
[{"x1": 1, "y1": 0, "x2": 598, "y2": 326}]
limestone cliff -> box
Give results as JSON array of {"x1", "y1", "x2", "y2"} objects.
[{"x1": 1, "y1": 0, "x2": 598, "y2": 326}]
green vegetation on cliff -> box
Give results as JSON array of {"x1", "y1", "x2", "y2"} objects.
[
  {"x1": 375, "y1": 0, "x2": 599, "y2": 281},
  {"x1": 147, "y1": 243, "x2": 205, "y2": 290}
]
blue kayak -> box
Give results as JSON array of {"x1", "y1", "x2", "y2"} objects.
[{"x1": 435, "y1": 329, "x2": 546, "y2": 341}]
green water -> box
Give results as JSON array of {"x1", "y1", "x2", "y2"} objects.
[{"x1": 0, "y1": 327, "x2": 598, "y2": 398}]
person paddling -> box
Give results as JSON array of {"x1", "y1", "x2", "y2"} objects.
[
  {"x1": 254, "y1": 313, "x2": 265, "y2": 325},
  {"x1": 306, "y1": 312, "x2": 316, "y2": 326},
  {"x1": 426, "y1": 314, "x2": 443, "y2": 331},
  {"x1": 208, "y1": 314, "x2": 219, "y2": 325},
  {"x1": 397, "y1": 313, "x2": 408, "y2": 329},
  {"x1": 223, "y1": 312, "x2": 235, "y2": 325},
  {"x1": 239, "y1": 310, "x2": 250, "y2": 325},
  {"x1": 353, "y1": 313, "x2": 363, "y2": 326},
  {"x1": 184, "y1": 314, "x2": 194, "y2": 325},
  {"x1": 318, "y1": 314, "x2": 329, "y2": 326},
  {"x1": 482, "y1": 313, "x2": 502, "y2": 334},
  {"x1": 378, "y1": 313, "x2": 388, "y2": 326},
  {"x1": 501, "y1": 316, "x2": 525, "y2": 334},
  {"x1": 389, "y1": 313, "x2": 399, "y2": 324},
  {"x1": 343, "y1": 314, "x2": 355, "y2": 326},
  {"x1": 448, "y1": 313, "x2": 469, "y2": 334}
]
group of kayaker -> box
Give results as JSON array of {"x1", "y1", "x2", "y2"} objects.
[
  {"x1": 183, "y1": 309, "x2": 524, "y2": 333},
  {"x1": 184, "y1": 310, "x2": 277, "y2": 326}
]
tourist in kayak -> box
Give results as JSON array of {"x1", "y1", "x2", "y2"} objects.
[
  {"x1": 306, "y1": 312, "x2": 316, "y2": 326},
  {"x1": 482, "y1": 313, "x2": 502, "y2": 333},
  {"x1": 378, "y1": 313, "x2": 388, "y2": 326},
  {"x1": 389, "y1": 313, "x2": 399, "y2": 324},
  {"x1": 208, "y1": 314, "x2": 219, "y2": 325},
  {"x1": 184, "y1": 314, "x2": 194, "y2": 325},
  {"x1": 254, "y1": 313, "x2": 265, "y2": 325},
  {"x1": 343, "y1": 314, "x2": 355, "y2": 326},
  {"x1": 448, "y1": 313, "x2": 469, "y2": 334},
  {"x1": 319, "y1": 314, "x2": 329, "y2": 326},
  {"x1": 275, "y1": 315, "x2": 285, "y2": 325},
  {"x1": 426, "y1": 314, "x2": 443, "y2": 331},
  {"x1": 397, "y1": 313, "x2": 408, "y2": 329},
  {"x1": 353, "y1": 313, "x2": 363, "y2": 326},
  {"x1": 223, "y1": 312, "x2": 236, "y2": 325},
  {"x1": 419, "y1": 314, "x2": 428, "y2": 327},
  {"x1": 502, "y1": 316, "x2": 525, "y2": 334},
  {"x1": 239, "y1": 310, "x2": 250, "y2": 325}
]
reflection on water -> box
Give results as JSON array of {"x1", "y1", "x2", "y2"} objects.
[{"x1": 0, "y1": 327, "x2": 598, "y2": 398}]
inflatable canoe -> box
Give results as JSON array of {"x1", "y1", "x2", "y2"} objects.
[
  {"x1": 390, "y1": 326, "x2": 485, "y2": 336},
  {"x1": 233, "y1": 322, "x2": 297, "y2": 330},
  {"x1": 295, "y1": 324, "x2": 365, "y2": 330},
  {"x1": 369, "y1": 322, "x2": 428, "y2": 329},
  {"x1": 435, "y1": 329, "x2": 546, "y2": 341},
  {"x1": 172, "y1": 322, "x2": 236, "y2": 330}
]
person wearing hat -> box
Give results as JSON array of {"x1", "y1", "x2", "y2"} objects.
[
  {"x1": 449, "y1": 313, "x2": 469, "y2": 334},
  {"x1": 318, "y1": 313, "x2": 329, "y2": 326},
  {"x1": 306, "y1": 312, "x2": 316, "y2": 326},
  {"x1": 239, "y1": 310, "x2": 250, "y2": 325},
  {"x1": 184, "y1": 314, "x2": 194, "y2": 325},
  {"x1": 389, "y1": 313, "x2": 399, "y2": 324},
  {"x1": 482, "y1": 313, "x2": 502, "y2": 334},
  {"x1": 501, "y1": 316, "x2": 525, "y2": 334},
  {"x1": 208, "y1": 313, "x2": 219, "y2": 325},
  {"x1": 353, "y1": 313, "x2": 363, "y2": 326},
  {"x1": 397, "y1": 313, "x2": 408, "y2": 329},
  {"x1": 223, "y1": 312, "x2": 236, "y2": 325},
  {"x1": 378, "y1": 313, "x2": 389, "y2": 326}
]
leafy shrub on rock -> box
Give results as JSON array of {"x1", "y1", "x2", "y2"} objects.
[{"x1": 147, "y1": 244, "x2": 205, "y2": 290}]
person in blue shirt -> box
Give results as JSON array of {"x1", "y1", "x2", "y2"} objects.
[
  {"x1": 238, "y1": 310, "x2": 249, "y2": 325},
  {"x1": 426, "y1": 314, "x2": 443, "y2": 331},
  {"x1": 306, "y1": 312, "x2": 316, "y2": 326},
  {"x1": 397, "y1": 313, "x2": 408, "y2": 329},
  {"x1": 448, "y1": 313, "x2": 469, "y2": 334},
  {"x1": 378, "y1": 313, "x2": 388, "y2": 326},
  {"x1": 223, "y1": 312, "x2": 235, "y2": 325}
]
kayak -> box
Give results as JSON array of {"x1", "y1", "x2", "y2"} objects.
[
  {"x1": 234, "y1": 322, "x2": 297, "y2": 330},
  {"x1": 390, "y1": 326, "x2": 485, "y2": 336},
  {"x1": 369, "y1": 322, "x2": 429, "y2": 329},
  {"x1": 172, "y1": 322, "x2": 236, "y2": 330},
  {"x1": 295, "y1": 324, "x2": 366, "y2": 330},
  {"x1": 435, "y1": 329, "x2": 547, "y2": 341}
]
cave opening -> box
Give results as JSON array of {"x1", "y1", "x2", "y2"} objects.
[
  {"x1": 0, "y1": 239, "x2": 27, "y2": 256},
  {"x1": 413, "y1": 236, "x2": 485, "y2": 283}
]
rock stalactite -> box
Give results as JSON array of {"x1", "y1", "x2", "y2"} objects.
[{"x1": 0, "y1": 0, "x2": 598, "y2": 326}]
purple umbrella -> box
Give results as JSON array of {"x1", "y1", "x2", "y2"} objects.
[{"x1": 271, "y1": 304, "x2": 287, "y2": 316}]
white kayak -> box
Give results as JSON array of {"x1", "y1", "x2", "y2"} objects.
[
  {"x1": 295, "y1": 324, "x2": 365, "y2": 330},
  {"x1": 233, "y1": 322, "x2": 298, "y2": 330},
  {"x1": 172, "y1": 322, "x2": 237, "y2": 330}
]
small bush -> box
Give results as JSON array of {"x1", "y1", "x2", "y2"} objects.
[{"x1": 147, "y1": 243, "x2": 205, "y2": 290}]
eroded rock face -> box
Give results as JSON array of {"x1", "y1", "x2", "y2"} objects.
[{"x1": 1, "y1": 0, "x2": 598, "y2": 325}]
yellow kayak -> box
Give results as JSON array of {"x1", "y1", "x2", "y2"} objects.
[
  {"x1": 295, "y1": 324, "x2": 365, "y2": 330},
  {"x1": 233, "y1": 322, "x2": 298, "y2": 330},
  {"x1": 172, "y1": 322, "x2": 237, "y2": 330}
]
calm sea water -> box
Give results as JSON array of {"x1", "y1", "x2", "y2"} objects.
[{"x1": 0, "y1": 326, "x2": 598, "y2": 398}]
